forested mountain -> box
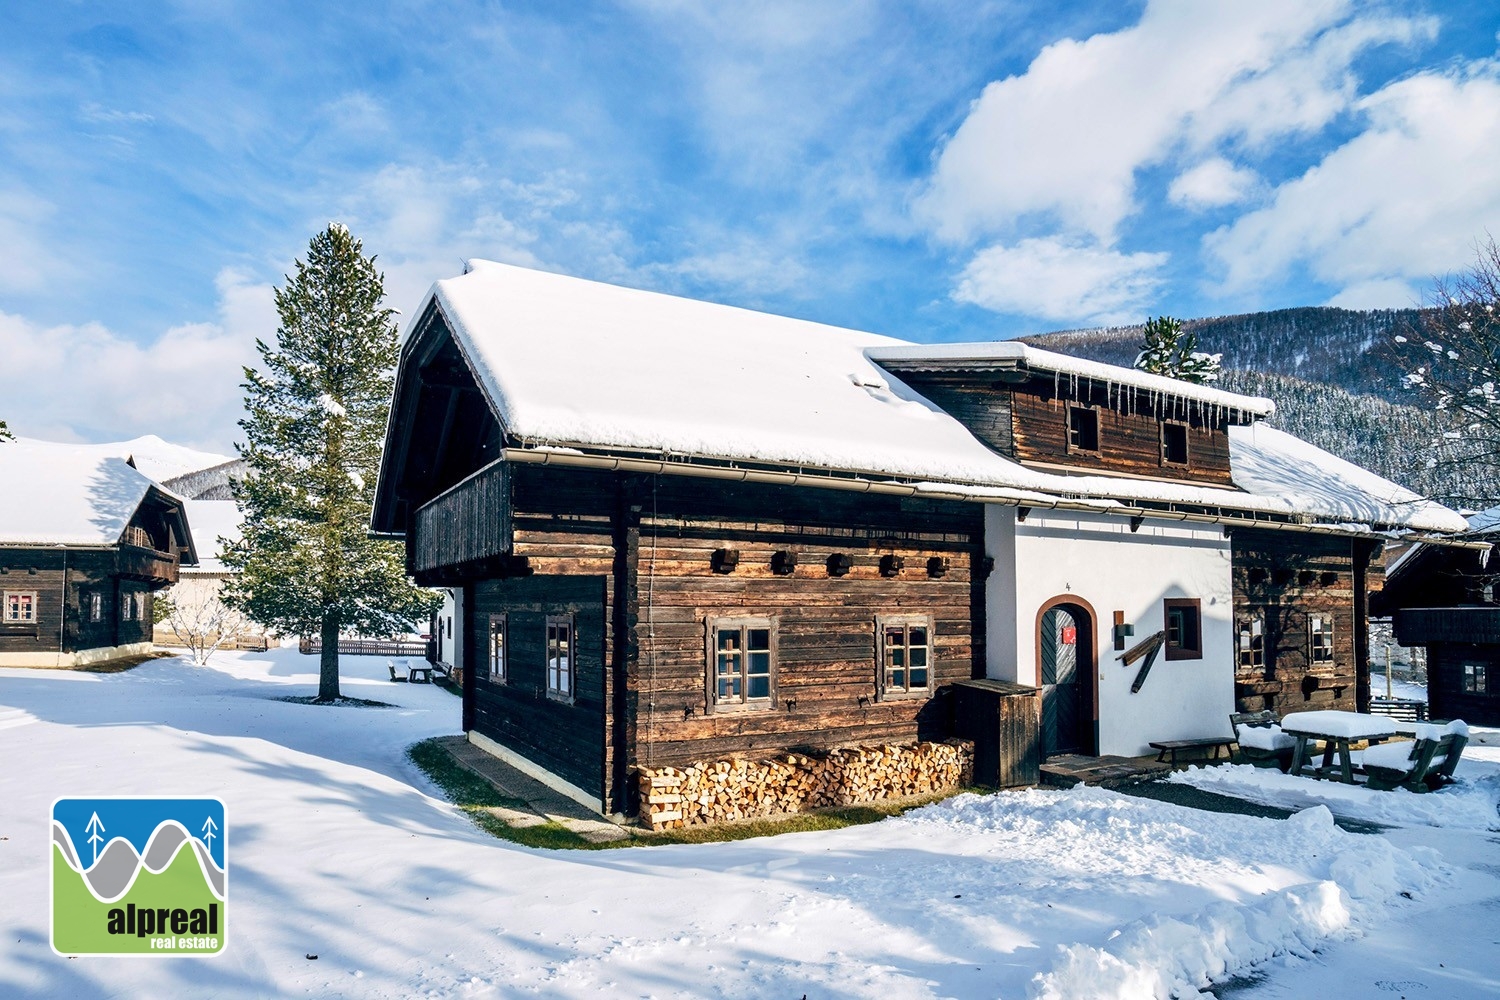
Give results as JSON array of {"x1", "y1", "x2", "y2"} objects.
[{"x1": 1021, "y1": 307, "x2": 1478, "y2": 506}]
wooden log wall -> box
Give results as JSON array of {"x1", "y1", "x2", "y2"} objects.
[
  {"x1": 0, "y1": 548, "x2": 156, "y2": 656},
  {"x1": 1010, "y1": 383, "x2": 1233, "y2": 484},
  {"x1": 467, "y1": 574, "x2": 609, "y2": 801},
  {"x1": 636, "y1": 739, "x2": 973, "y2": 830},
  {"x1": 502, "y1": 463, "x2": 987, "y2": 814},
  {"x1": 1426, "y1": 643, "x2": 1500, "y2": 726},
  {"x1": 1231, "y1": 529, "x2": 1381, "y2": 714},
  {"x1": 617, "y1": 476, "x2": 983, "y2": 776}
]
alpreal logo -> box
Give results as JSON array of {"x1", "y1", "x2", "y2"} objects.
[{"x1": 51, "y1": 797, "x2": 226, "y2": 956}]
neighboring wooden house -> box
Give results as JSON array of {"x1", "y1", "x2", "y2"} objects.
[
  {"x1": 0, "y1": 442, "x2": 197, "y2": 667},
  {"x1": 1376, "y1": 511, "x2": 1500, "y2": 725},
  {"x1": 370, "y1": 262, "x2": 1466, "y2": 816}
]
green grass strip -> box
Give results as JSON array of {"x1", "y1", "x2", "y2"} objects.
[{"x1": 407, "y1": 737, "x2": 970, "y2": 851}]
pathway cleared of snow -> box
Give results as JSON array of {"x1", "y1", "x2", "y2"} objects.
[{"x1": 0, "y1": 650, "x2": 1489, "y2": 998}]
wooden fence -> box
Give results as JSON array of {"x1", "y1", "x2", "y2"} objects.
[
  {"x1": 1369, "y1": 697, "x2": 1429, "y2": 722},
  {"x1": 298, "y1": 636, "x2": 431, "y2": 658}
]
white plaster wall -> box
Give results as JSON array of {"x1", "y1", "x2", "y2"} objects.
[
  {"x1": 437, "y1": 588, "x2": 463, "y2": 672},
  {"x1": 985, "y1": 507, "x2": 1235, "y2": 757}
]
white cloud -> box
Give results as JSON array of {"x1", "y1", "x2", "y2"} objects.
[
  {"x1": 1206, "y1": 65, "x2": 1500, "y2": 297},
  {"x1": 0, "y1": 187, "x2": 67, "y2": 293},
  {"x1": 1168, "y1": 158, "x2": 1260, "y2": 209},
  {"x1": 1324, "y1": 278, "x2": 1420, "y2": 310},
  {"x1": 915, "y1": 0, "x2": 1430, "y2": 246},
  {"x1": 952, "y1": 238, "x2": 1168, "y2": 326},
  {"x1": 0, "y1": 269, "x2": 272, "y2": 453}
]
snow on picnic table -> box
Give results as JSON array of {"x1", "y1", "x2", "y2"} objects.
[{"x1": 0, "y1": 650, "x2": 1487, "y2": 999}]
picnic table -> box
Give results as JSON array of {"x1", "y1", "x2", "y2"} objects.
[{"x1": 1282, "y1": 710, "x2": 1396, "y2": 783}]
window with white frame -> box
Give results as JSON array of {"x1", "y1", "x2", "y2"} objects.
[
  {"x1": 545, "y1": 615, "x2": 574, "y2": 700},
  {"x1": 88, "y1": 591, "x2": 102, "y2": 622},
  {"x1": 1237, "y1": 616, "x2": 1264, "y2": 670},
  {"x1": 878, "y1": 615, "x2": 934, "y2": 699},
  {"x1": 4, "y1": 591, "x2": 37, "y2": 623},
  {"x1": 707, "y1": 617, "x2": 775, "y2": 710},
  {"x1": 488, "y1": 614, "x2": 507, "y2": 684},
  {"x1": 1309, "y1": 614, "x2": 1334, "y2": 664},
  {"x1": 120, "y1": 591, "x2": 134, "y2": 622}
]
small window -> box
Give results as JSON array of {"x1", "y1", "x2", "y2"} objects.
[
  {"x1": 878, "y1": 615, "x2": 934, "y2": 699},
  {"x1": 1161, "y1": 422, "x2": 1189, "y2": 466},
  {"x1": 488, "y1": 614, "x2": 507, "y2": 684},
  {"x1": 1068, "y1": 406, "x2": 1100, "y2": 453},
  {"x1": 1462, "y1": 663, "x2": 1487, "y2": 694},
  {"x1": 121, "y1": 592, "x2": 135, "y2": 622},
  {"x1": 1309, "y1": 615, "x2": 1334, "y2": 664},
  {"x1": 4, "y1": 592, "x2": 37, "y2": 623},
  {"x1": 545, "y1": 615, "x2": 574, "y2": 700},
  {"x1": 1237, "y1": 616, "x2": 1264, "y2": 670},
  {"x1": 89, "y1": 592, "x2": 103, "y2": 622},
  {"x1": 707, "y1": 617, "x2": 775, "y2": 711},
  {"x1": 1164, "y1": 598, "x2": 1202, "y2": 660}
]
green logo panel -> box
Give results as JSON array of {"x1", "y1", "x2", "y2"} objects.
[{"x1": 51, "y1": 797, "x2": 226, "y2": 956}]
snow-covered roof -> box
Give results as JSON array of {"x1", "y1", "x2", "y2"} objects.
[
  {"x1": 182, "y1": 500, "x2": 243, "y2": 573},
  {"x1": 1466, "y1": 505, "x2": 1500, "y2": 535},
  {"x1": 867, "y1": 340, "x2": 1276, "y2": 418},
  {"x1": 0, "y1": 441, "x2": 182, "y2": 546},
  {"x1": 13, "y1": 435, "x2": 232, "y2": 485},
  {"x1": 409, "y1": 261, "x2": 1464, "y2": 535}
]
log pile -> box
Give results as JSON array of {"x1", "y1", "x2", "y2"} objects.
[{"x1": 636, "y1": 740, "x2": 973, "y2": 831}]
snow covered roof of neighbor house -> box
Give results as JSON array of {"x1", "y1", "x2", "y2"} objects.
[
  {"x1": 181, "y1": 500, "x2": 243, "y2": 572},
  {"x1": 13, "y1": 435, "x2": 233, "y2": 485},
  {"x1": 1464, "y1": 505, "x2": 1500, "y2": 535},
  {"x1": 866, "y1": 340, "x2": 1276, "y2": 419},
  {"x1": 410, "y1": 260, "x2": 1465, "y2": 535},
  {"x1": 0, "y1": 441, "x2": 186, "y2": 546}
]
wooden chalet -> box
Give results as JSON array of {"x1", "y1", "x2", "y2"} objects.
[
  {"x1": 372, "y1": 262, "x2": 1466, "y2": 818},
  {"x1": 1375, "y1": 514, "x2": 1500, "y2": 725},
  {"x1": 0, "y1": 442, "x2": 196, "y2": 667}
]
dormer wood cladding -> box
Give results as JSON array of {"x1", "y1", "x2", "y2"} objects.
[{"x1": 894, "y1": 369, "x2": 1235, "y2": 486}]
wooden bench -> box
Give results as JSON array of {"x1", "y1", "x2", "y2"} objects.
[
  {"x1": 1150, "y1": 737, "x2": 1236, "y2": 765},
  {"x1": 1230, "y1": 710, "x2": 1297, "y2": 771},
  {"x1": 1362, "y1": 721, "x2": 1468, "y2": 793}
]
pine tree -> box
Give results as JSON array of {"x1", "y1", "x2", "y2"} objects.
[
  {"x1": 1133, "y1": 315, "x2": 1222, "y2": 384},
  {"x1": 0, "y1": 419, "x2": 13, "y2": 442},
  {"x1": 222, "y1": 224, "x2": 436, "y2": 701}
]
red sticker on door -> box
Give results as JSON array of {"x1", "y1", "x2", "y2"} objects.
[{"x1": 1061, "y1": 625, "x2": 1077, "y2": 645}]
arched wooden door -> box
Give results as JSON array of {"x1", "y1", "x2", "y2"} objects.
[{"x1": 1038, "y1": 599, "x2": 1096, "y2": 757}]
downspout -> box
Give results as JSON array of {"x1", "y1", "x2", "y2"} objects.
[{"x1": 56, "y1": 545, "x2": 67, "y2": 666}]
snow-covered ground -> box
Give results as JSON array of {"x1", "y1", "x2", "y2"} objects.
[{"x1": 1, "y1": 650, "x2": 1496, "y2": 998}]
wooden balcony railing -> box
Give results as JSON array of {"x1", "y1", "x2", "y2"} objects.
[{"x1": 413, "y1": 461, "x2": 511, "y2": 573}]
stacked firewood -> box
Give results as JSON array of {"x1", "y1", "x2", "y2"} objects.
[{"x1": 636, "y1": 740, "x2": 973, "y2": 830}]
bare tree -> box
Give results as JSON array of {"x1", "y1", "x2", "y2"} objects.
[
  {"x1": 162, "y1": 587, "x2": 254, "y2": 666},
  {"x1": 1396, "y1": 237, "x2": 1500, "y2": 510}
]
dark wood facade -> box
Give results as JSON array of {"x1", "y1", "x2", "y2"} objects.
[
  {"x1": 890, "y1": 367, "x2": 1238, "y2": 485},
  {"x1": 1381, "y1": 542, "x2": 1500, "y2": 725},
  {"x1": 0, "y1": 490, "x2": 190, "y2": 663},
  {"x1": 428, "y1": 462, "x2": 985, "y2": 813},
  {"x1": 1230, "y1": 529, "x2": 1381, "y2": 715}
]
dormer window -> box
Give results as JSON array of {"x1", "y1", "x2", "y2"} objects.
[
  {"x1": 1067, "y1": 406, "x2": 1099, "y2": 453},
  {"x1": 1161, "y1": 422, "x2": 1189, "y2": 466}
]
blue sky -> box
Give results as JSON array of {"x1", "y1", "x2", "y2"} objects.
[{"x1": 3, "y1": 0, "x2": 1498, "y2": 452}]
